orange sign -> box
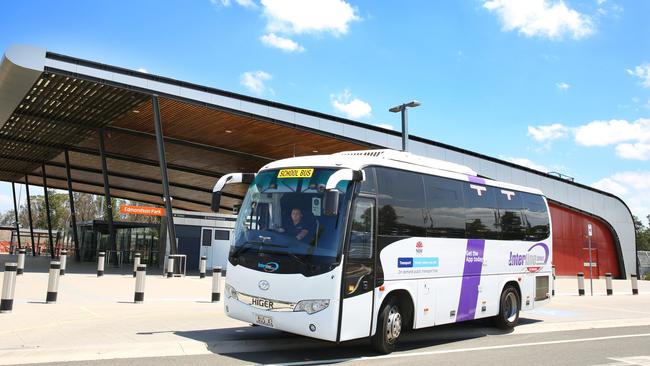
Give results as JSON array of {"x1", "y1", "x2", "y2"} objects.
[{"x1": 119, "y1": 205, "x2": 165, "y2": 216}]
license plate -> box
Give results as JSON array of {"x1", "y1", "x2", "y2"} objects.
[
  {"x1": 254, "y1": 313, "x2": 274, "y2": 328},
  {"x1": 277, "y1": 168, "x2": 313, "y2": 178}
]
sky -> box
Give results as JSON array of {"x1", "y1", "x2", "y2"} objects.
[{"x1": 0, "y1": 0, "x2": 648, "y2": 223}]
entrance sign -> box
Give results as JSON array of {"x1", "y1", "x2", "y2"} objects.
[{"x1": 119, "y1": 205, "x2": 164, "y2": 216}]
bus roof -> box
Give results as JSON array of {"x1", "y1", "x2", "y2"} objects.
[{"x1": 261, "y1": 149, "x2": 545, "y2": 196}]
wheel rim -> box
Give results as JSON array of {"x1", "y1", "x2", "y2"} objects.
[
  {"x1": 385, "y1": 305, "x2": 402, "y2": 344},
  {"x1": 504, "y1": 292, "x2": 518, "y2": 323}
]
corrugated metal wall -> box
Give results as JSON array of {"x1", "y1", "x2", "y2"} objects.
[{"x1": 549, "y1": 202, "x2": 620, "y2": 278}]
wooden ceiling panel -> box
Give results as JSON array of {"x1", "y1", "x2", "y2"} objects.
[{"x1": 112, "y1": 98, "x2": 366, "y2": 160}]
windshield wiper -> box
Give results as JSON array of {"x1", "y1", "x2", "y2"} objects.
[{"x1": 231, "y1": 238, "x2": 289, "y2": 260}]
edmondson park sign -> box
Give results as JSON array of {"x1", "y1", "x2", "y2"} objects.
[{"x1": 119, "y1": 205, "x2": 165, "y2": 216}]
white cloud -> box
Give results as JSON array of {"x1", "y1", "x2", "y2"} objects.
[
  {"x1": 592, "y1": 177, "x2": 628, "y2": 196},
  {"x1": 556, "y1": 81, "x2": 570, "y2": 90},
  {"x1": 483, "y1": 0, "x2": 595, "y2": 40},
  {"x1": 212, "y1": 0, "x2": 256, "y2": 7},
  {"x1": 529, "y1": 118, "x2": 650, "y2": 161},
  {"x1": 260, "y1": 33, "x2": 304, "y2": 52},
  {"x1": 574, "y1": 118, "x2": 650, "y2": 147},
  {"x1": 592, "y1": 172, "x2": 650, "y2": 224},
  {"x1": 505, "y1": 157, "x2": 550, "y2": 172},
  {"x1": 375, "y1": 123, "x2": 394, "y2": 130},
  {"x1": 137, "y1": 68, "x2": 149, "y2": 74},
  {"x1": 235, "y1": 0, "x2": 257, "y2": 8},
  {"x1": 615, "y1": 143, "x2": 650, "y2": 161},
  {"x1": 261, "y1": 0, "x2": 360, "y2": 35},
  {"x1": 331, "y1": 90, "x2": 372, "y2": 119},
  {"x1": 627, "y1": 63, "x2": 650, "y2": 88},
  {"x1": 240, "y1": 71, "x2": 273, "y2": 95},
  {"x1": 527, "y1": 123, "x2": 570, "y2": 142}
]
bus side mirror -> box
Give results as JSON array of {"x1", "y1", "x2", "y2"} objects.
[
  {"x1": 323, "y1": 189, "x2": 340, "y2": 216},
  {"x1": 211, "y1": 192, "x2": 222, "y2": 212},
  {"x1": 211, "y1": 173, "x2": 256, "y2": 213}
]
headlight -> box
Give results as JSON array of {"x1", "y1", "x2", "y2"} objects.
[
  {"x1": 225, "y1": 284, "x2": 238, "y2": 300},
  {"x1": 294, "y1": 299, "x2": 330, "y2": 314}
]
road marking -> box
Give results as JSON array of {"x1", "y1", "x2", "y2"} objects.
[
  {"x1": 262, "y1": 332, "x2": 650, "y2": 366},
  {"x1": 593, "y1": 356, "x2": 650, "y2": 366}
]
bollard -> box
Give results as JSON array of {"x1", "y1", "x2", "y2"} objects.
[
  {"x1": 199, "y1": 256, "x2": 207, "y2": 279},
  {"x1": 577, "y1": 272, "x2": 585, "y2": 296},
  {"x1": 134, "y1": 264, "x2": 146, "y2": 304},
  {"x1": 166, "y1": 256, "x2": 174, "y2": 278},
  {"x1": 133, "y1": 253, "x2": 141, "y2": 278},
  {"x1": 212, "y1": 267, "x2": 222, "y2": 302},
  {"x1": 97, "y1": 252, "x2": 105, "y2": 277},
  {"x1": 632, "y1": 274, "x2": 639, "y2": 295},
  {"x1": 605, "y1": 273, "x2": 613, "y2": 296},
  {"x1": 552, "y1": 265, "x2": 556, "y2": 296},
  {"x1": 1, "y1": 263, "x2": 18, "y2": 313},
  {"x1": 17, "y1": 248, "x2": 26, "y2": 275},
  {"x1": 59, "y1": 250, "x2": 68, "y2": 276},
  {"x1": 46, "y1": 261, "x2": 61, "y2": 304}
]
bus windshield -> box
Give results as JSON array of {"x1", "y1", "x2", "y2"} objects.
[{"x1": 231, "y1": 168, "x2": 352, "y2": 276}]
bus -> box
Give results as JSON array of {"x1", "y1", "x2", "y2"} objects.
[{"x1": 211, "y1": 149, "x2": 553, "y2": 353}]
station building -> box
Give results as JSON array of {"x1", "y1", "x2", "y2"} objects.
[{"x1": 0, "y1": 45, "x2": 637, "y2": 278}]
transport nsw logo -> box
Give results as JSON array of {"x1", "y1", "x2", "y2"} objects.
[
  {"x1": 508, "y1": 243, "x2": 549, "y2": 272},
  {"x1": 398, "y1": 257, "x2": 439, "y2": 268}
]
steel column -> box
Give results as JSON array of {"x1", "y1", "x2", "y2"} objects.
[
  {"x1": 98, "y1": 129, "x2": 116, "y2": 251},
  {"x1": 41, "y1": 163, "x2": 55, "y2": 258},
  {"x1": 24, "y1": 175, "x2": 36, "y2": 256},
  {"x1": 11, "y1": 182, "x2": 21, "y2": 249},
  {"x1": 64, "y1": 150, "x2": 81, "y2": 261},
  {"x1": 401, "y1": 108, "x2": 408, "y2": 152},
  {"x1": 152, "y1": 95, "x2": 177, "y2": 255}
]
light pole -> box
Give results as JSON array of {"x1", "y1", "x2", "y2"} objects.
[{"x1": 389, "y1": 100, "x2": 420, "y2": 152}]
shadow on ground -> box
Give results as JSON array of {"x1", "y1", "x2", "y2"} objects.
[{"x1": 172, "y1": 317, "x2": 534, "y2": 365}]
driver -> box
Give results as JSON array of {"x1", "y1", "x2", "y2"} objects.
[{"x1": 283, "y1": 208, "x2": 311, "y2": 241}]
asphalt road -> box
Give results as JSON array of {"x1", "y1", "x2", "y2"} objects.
[{"x1": 23, "y1": 323, "x2": 650, "y2": 366}]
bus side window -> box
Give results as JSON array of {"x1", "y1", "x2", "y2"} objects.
[
  {"x1": 463, "y1": 183, "x2": 500, "y2": 240},
  {"x1": 359, "y1": 167, "x2": 377, "y2": 194},
  {"x1": 423, "y1": 175, "x2": 466, "y2": 238},
  {"x1": 496, "y1": 189, "x2": 526, "y2": 240},
  {"x1": 521, "y1": 193, "x2": 550, "y2": 241},
  {"x1": 376, "y1": 167, "x2": 427, "y2": 237}
]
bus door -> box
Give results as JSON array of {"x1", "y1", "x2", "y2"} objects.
[{"x1": 339, "y1": 196, "x2": 376, "y2": 341}]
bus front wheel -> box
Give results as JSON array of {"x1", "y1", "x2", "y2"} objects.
[
  {"x1": 494, "y1": 285, "x2": 520, "y2": 329},
  {"x1": 372, "y1": 299, "x2": 401, "y2": 354}
]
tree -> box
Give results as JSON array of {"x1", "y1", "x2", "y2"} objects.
[
  {"x1": 0, "y1": 210, "x2": 16, "y2": 226},
  {"x1": 633, "y1": 215, "x2": 650, "y2": 251}
]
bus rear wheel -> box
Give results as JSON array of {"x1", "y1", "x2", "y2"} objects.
[
  {"x1": 494, "y1": 285, "x2": 520, "y2": 329},
  {"x1": 372, "y1": 300, "x2": 401, "y2": 354}
]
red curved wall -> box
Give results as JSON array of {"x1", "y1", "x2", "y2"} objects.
[{"x1": 549, "y1": 202, "x2": 620, "y2": 278}]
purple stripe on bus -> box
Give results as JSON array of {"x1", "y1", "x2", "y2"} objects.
[
  {"x1": 456, "y1": 239, "x2": 486, "y2": 322},
  {"x1": 468, "y1": 176, "x2": 485, "y2": 185}
]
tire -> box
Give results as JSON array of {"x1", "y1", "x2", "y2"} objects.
[
  {"x1": 494, "y1": 285, "x2": 520, "y2": 329},
  {"x1": 372, "y1": 299, "x2": 402, "y2": 354}
]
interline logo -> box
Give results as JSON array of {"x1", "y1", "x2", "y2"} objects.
[{"x1": 508, "y1": 242, "x2": 549, "y2": 272}]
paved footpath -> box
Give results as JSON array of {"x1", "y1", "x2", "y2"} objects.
[{"x1": 1, "y1": 255, "x2": 650, "y2": 365}]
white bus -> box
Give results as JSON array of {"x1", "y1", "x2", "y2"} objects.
[{"x1": 212, "y1": 149, "x2": 552, "y2": 353}]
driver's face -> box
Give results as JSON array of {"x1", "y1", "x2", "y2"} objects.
[{"x1": 291, "y1": 209, "x2": 302, "y2": 223}]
